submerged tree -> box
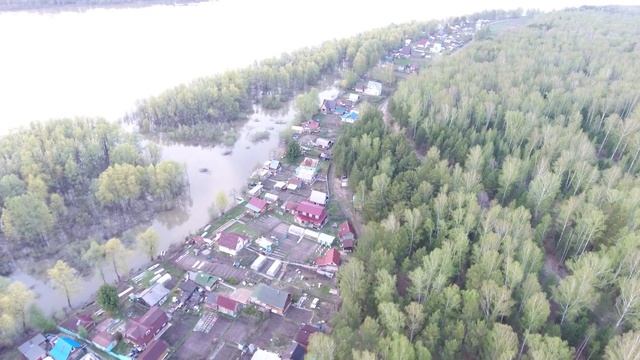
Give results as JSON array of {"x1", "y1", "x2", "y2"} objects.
[{"x1": 47, "y1": 260, "x2": 79, "y2": 309}]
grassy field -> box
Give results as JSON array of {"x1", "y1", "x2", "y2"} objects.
[
  {"x1": 226, "y1": 221, "x2": 260, "y2": 238},
  {"x1": 207, "y1": 204, "x2": 246, "y2": 233}
]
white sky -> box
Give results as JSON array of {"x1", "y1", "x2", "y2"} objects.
[{"x1": 0, "y1": 0, "x2": 639, "y2": 132}]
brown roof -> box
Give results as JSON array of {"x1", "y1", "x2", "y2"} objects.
[
  {"x1": 296, "y1": 201, "x2": 325, "y2": 217},
  {"x1": 338, "y1": 221, "x2": 355, "y2": 239},
  {"x1": 91, "y1": 331, "x2": 114, "y2": 348},
  {"x1": 294, "y1": 324, "x2": 319, "y2": 348},
  {"x1": 138, "y1": 339, "x2": 169, "y2": 360},
  {"x1": 216, "y1": 294, "x2": 241, "y2": 313},
  {"x1": 125, "y1": 307, "x2": 168, "y2": 347},
  {"x1": 217, "y1": 232, "x2": 246, "y2": 250},
  {"x1": 315, "y1": 248, "x2": 341, "y2": 267}
]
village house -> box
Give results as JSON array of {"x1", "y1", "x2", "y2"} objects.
[
  {"x1": 137, "y1": 282, "x2": 170, "y2": 307},
  {"x1": 335, "y1": 98, "x2": 354, "y2": 110},
  {"x1": 295, "y1": 157, "x2": 319, "y2": 184},
  {"x1": 302, "y1": 119, "x2": 320, "y2": 133},
  {"x1": 281, "y1": 200, "x2": 299, "y2": 215},
  {"x1": 177, "y1": 279, "x2": 199, "y2": 306},
  {"x1": 287, "y1": 177, "x2": 302, "y2": 190},
  {"x1": 320, "y1": 99, "x2": 335, "y2": 114},
  {"x1": 58, "y1": 313, "x2": 95, "y2": 337},
  {"x1": 138, "y1": 339, "x2": 170, "y2": 360},
  {"x1": 338, "y1": 221, "x2": 356, "y2": 252},
  {"x1": 413, "y1": 38, "x2": 429, "y2": 52},
  {"x1": 364, "y1": 81, "x2": 382, "y2": 96},
  {"x1": 294, "y1": 324, "x2": 320, "y2": 349},
  {"x1": 255, "y1": 237, "x2": 274, "y2": 252},
  {"x1": 286, "y1": 343, "x2": 305, "y2": 360},
  {"x1": 248, "y1": 183, "x2": 263, "y2": 197},
  {"x1": 250, "y1": 283, "x2": 292, "y2": 316},
  {"x1": 309, "y1": 190, "x2": 327, "y2": 206},
  {"x1": 252, "y1": 349, "x2": 282, "y2": 360},
  {"x1": 49, "y1": 337, "x2": 82, "y2": 360},
  {"x1": 216, "y1": 232, "x2": 249, "y2": 256},
  {"x1": 398, "y1": 45, "x2": 412, "y2": 58},
  {"x1": 347, "y1": 93, "x2": 360, "y2": 103},
  {"x1": 206, "y1": 293, "x2": 243, "y2": 318},
  {"x1": 264, "y1": 192, "x2": 279, "y2": 204},
  {"x1": 354, "y1": 81, "x2": 367, "y2": 93},
  {"x1": 246, "y1": 197, "x2": 268, "y2": 216},
  {"x1": 125, "y1": 306, "x2": 170, "y2": 349},
  {"x1": 294, "y1": 201, "x2": 328, "y2": 229},
  {"x1": 189, "y1": 271, "x2": 220, "y2": 292},
  {"x1": 91, "y1": 330, "x2": 116, "y2": 353},
  {"x1": 315, "y1": 248, "x2": 341, "y2": 273},
  {"x1": 341, "y1": 110, "x2": 359, "y2": 124},
  {"x1": 315, "y1": 137, "x2": 333, "y2": 149},
  {"x1": 90, "y1": 318, "x2": 119, "y2": 352},
  {"x1": 18, "y1": 333, "x2": 49, "y2": 360}
]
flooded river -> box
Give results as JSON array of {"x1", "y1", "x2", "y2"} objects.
[{"x1": 0, "y1": 0, "x2": 597, "y2": 313}]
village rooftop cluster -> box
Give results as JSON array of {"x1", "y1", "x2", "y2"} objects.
[{"x1": 17, "y1": 16, "x2": 486, "y2": 360}]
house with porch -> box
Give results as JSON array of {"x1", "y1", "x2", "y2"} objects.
[
  {"x1": 246, "y1": 197, "x2": 268, "y2": 216},
  {"x1": 294, "y1": 201, "x2": 327, "y2": 229},
  {"x1": 216, "y1": 232, "x2": 249, "y2": 256},
  {"x1": 250, "y1": 284, "x2": 292, "y2": 316},
  {"x1": 125, "y1": 306, "x2": 170, "y2": 349}
]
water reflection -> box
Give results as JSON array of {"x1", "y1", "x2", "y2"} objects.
[{"x1": 10, "y1": 104, "x2": 295, "y2": 315}]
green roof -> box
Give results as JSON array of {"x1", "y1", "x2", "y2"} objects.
[
  {"x1": 251, "y1": 283, "x2": 290, "y2": 309},
  {"x1": 195, "y1": 272, "x2": 219, "y2": 288}
]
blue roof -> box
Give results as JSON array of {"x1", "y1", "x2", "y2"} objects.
[
  {"x1": 341, "y1": 111, "x2": 359, "y2": 121},
  {"x1": 50, "y1": 337, "x2": 81, "y2": 360}
]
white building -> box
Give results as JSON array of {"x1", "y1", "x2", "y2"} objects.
[
  {"x1": 251, "y1": 255, "x2": 267, "y2": 271},
  {"x1": 252, "y1": 349, "x2": 281, "y2": 360},
  {"x1": 364, "y1": 81, "x2": 382, "y2": 96},
  {"x1": 264, "y1": 193, "x2": 279, "y2": 204},
  {"x1": 266, "y1": 260, "x2": 282, "y2": 277},
  {"x1": 309, "y1": 190, "x2": 327, "y2": 206},
  {"x1": 248, "y1": 183, "x2": 263, "y2": 197}
]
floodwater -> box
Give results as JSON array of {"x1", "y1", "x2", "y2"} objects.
[
  {"x1": 0, "y1": 0, "x2": 613, "y2": 313},
  {"x1": 11, "y1": 104, "x2": 296, "y2": 314}
]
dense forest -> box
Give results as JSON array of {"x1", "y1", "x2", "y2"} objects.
[
  {"x1": 131, "y1": 10, "x2": 520, "y2": 143},
  {"x1": 316, "y1": 7, "x2": 640, "y2": 360},
  {"x1": 0, "y1": 119, "x2": 186, "y2": 275}
]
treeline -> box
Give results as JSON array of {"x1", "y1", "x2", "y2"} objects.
[
  {"x1": 131, "y1": 10, "x2": 521, "y2": 141},
  {"x1": 317, "y1": 8, "x2": 640, "y2": 360},
  {"x1": 0, "y1": 228, "x2": 159, "y2": 348},
  {"x1": 0, "y1": 119, "x2": 186, "y2": 274}
]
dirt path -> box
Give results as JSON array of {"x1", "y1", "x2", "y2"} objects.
[
  {"x1": 328, "y1": 162, "x2": 364, "y2": 236},
  {"x1": 379, "y1": 98, "x2": 425, "y2": 160}
]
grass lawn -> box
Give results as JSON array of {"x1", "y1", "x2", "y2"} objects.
[
  {"x1": 226, "y1": 221, "x2": 260, "y2": 238},
  {"x1": 113, "y1": 340, "x2": 133, "y2": 356},
  {"x1": 393, "y1": 58, "x2": 411, "y2": 66},
  {"x1": 272, "y1": 210, "x2": 294, "y2": 225},
  {"x1": 208, "y1": 205, "x2": 246, "y2": 233}
]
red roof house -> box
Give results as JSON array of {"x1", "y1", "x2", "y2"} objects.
[
  {"x1": 282, "y1": 200, "x2": 299, "y2": 214},
  {"x1": 246, "y1": 197, "x2": 268, "y2": 215},
  {"x1": 338, "y1": 221, "x2": 356, "y2": 251},
  {"x1": 303, "y1": 120, "x2": 320, "y2": 132},
  {"x1": 138, "y1": 339, "x2": 169, "y2": 360},
  {"x1": 315, "y1": 248, "x2": 341, "y2": 272},
  {"x1": 295, "y1": 201, "x2": 327, "y2": 229},
  {"x1": 294, "y1": 324, "x2": 319, "y2": 349},
  {"x1": 215, "y1": 294, "x2": 243, "y2": 318},
  {"x1": 125, "y1": 307, "x2": 169, "y2": 349},
  {"x1": 216, "y1": 232, "x2": 248, "y2": 256},
  {"x1": 59, "y1": 314, "x2": 95, "y2": 335}
]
